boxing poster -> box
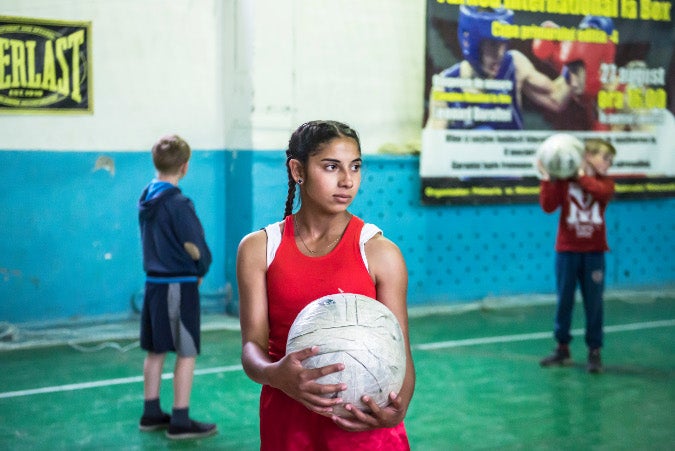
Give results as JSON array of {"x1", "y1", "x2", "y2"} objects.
[
  {"x1": 0, "y1": 16, "x2": 92, "y2": 114},
  {"x1": 421, "y1": 0, "x2": 674, "y2": 204}
]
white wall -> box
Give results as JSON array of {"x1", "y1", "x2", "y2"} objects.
[
  {"x1": 1, "y1": 0, "x2": 234, "y2": 151},
  {"x1": 250, "y1": 1, "x2": 427, "y2": 153},
  {"x1": 0, "y1": 0, "x2": 426, "y2": 153}
]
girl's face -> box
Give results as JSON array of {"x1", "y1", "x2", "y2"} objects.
[{"x1": 302, "y1": 137, "x2": 362, "y2": 213}]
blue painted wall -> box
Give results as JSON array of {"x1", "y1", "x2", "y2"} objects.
[
  {"x1": 235, "y1": 152, "x2": 675, "y2": 307},
  {"x1": 1, "y1": 150, "x2": 673, "y2": 324},
  {"x1": 0, "y1": 150, "x2": 227, "y2": 324}
]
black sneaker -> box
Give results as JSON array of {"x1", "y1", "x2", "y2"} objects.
[
  {"x1": 166, "y1": 419, "x2": 217, "y2": 440},
  {"x1": 587, "y1": 348, "x2": 603, "y2": 373},
  {"x1": 540, "y1": 347, "x2": 572, "y2": 367},
  {"x1": 139, "y1": 413, "x2": 171, "y2": 431}
]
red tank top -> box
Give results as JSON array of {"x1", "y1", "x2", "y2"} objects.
[{"x1": 261, "y1": 214, "x2": 409, "y2": 451}]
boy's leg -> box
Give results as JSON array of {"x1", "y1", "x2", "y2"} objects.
[
  {"x1": 139, "y1": 283, "x2": 172, "y2": 431},
  {"x1": 579, "y1": 252, "x2": 605, "y2": 349},
  {"x1": 167, "y1": 355, "x2": 217, "y2": 439},
  {"x1": 139, "y1": 352, "x2": 171, "y2": 430},
  {"x1": 165, "y1": 282, "x2": 217, "y2": 440},
  {"x1": 144, "y1": 352, "x2": 167, "y2": 399},
  {"x1": 553, "y1": 251, "x2": 579, "y2": 345},
  {"x1": 168, "y1": 281, "x2": 198, "y2": 410},
  {"x1": 173, "y1": 355, "x2": 195, "y2": 408},
  {"x1": 580, "y1": 252, "x2": 605, "y2": 373},
  {"x1": 541, "y1": 252, "x2": 578, "y2": 366}
]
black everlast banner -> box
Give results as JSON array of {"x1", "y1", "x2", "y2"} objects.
[{"x1": 0, "y1": 16, "x2": 92, "y2": 114}]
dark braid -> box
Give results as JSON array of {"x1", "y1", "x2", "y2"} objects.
[
  {"x1": 283, "y1": 120, "x2": 361, "y2": 219},
  {"x1": 283, "y1": 158, "x2": 297, "y2": 218}
]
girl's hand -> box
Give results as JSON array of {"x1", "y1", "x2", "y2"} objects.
[
  {"x1": 270, "y1": 346, "x2": 347, "y2": 416},
  {"x1": 330, "y1": 391, "x2": 406, "y2": 432}
]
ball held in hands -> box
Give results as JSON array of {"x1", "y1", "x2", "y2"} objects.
[
  {"x1": 536, "y1": 133, "x2": 584, "y2": 180},
  {"x1": 286, "y1": 293, "x2": 406, "y2": 418}
]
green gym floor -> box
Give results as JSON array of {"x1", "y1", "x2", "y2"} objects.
[{"x1": 1, "y1": 292, "x2": 673, "y2": 450}]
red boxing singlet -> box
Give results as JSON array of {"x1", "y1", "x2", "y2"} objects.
[{"x1": 260, "y1": 214, "x2": 410, "y2": 451}]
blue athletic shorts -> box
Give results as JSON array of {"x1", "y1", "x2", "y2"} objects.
[{"x1": 140, "y1": 281, "x2": 201, "y2": 357}]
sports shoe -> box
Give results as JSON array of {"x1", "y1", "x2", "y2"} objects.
[
  {"x1": 540, "y1": 347, "x2": 572, "y2": 367},
  {"x1": 587, "y1": 348, "x2": 603, "y2": 373},
  {"x1": 166, "y1": 419, "x2": 217, "y2": 440},
  {"x1": 139, "y1": 413, "x2": 171, "y2": 431}
]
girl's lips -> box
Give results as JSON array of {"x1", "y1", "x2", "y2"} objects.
[{"x1": 334, "y1": 194, "x2": 352, "y2": 202}]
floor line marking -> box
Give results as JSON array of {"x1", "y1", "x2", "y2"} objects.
[
  {"x1": 414, "y1": 319, "x2": 675, "y2": 351},
  {"x1": 2, "y1": 319, "x2": 673, "y2": 399},
  {"x1": 0, "y1": 365, "x2": 242, "y2": 399}
]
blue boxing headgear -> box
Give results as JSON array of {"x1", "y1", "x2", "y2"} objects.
[
  {"x1": 457, "y1": 5, "x2": 514, "y2": 77},
  {"x1": 579, "y1": 15, "x2": 614, "y2": 36}
]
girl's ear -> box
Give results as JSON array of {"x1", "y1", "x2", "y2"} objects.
[{"x1": 288, "y1": 158, "x2": 304, "y2": 183}]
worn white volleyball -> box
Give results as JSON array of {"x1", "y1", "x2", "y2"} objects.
[
  {"x1": 286, "y1": 293, "x2": 406, "y2": 417},
  {"x1": 536, "y1": 133, "x2": 584, "y2": 179}
]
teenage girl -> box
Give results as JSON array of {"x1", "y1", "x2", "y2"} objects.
[{"x1": 236, "y1": 120, "x2": 415, "y2": 450}]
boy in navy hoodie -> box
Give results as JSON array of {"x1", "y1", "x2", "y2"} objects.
[{"x1": 138, "y1": 134, "x2": 216, "y2": 439}]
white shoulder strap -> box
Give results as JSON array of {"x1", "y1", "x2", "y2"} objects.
[
  {"x1": 264, "y1": 221, "x2": 283, "y2": 269},
  {"x1": 360, "y1": 223, "x2": 382, "y2": 271}
]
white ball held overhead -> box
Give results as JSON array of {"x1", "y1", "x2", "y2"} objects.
[
  {"x1": 286, "y1": 293, "x2": 406, "y2": 418},
  {"x1": 536, "y1": 133, "x2": 585, "y2": 179}
]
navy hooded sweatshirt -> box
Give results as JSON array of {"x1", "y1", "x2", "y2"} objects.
[{"x1": 138, "y1": 181, "x2": 211, "y2": 279}]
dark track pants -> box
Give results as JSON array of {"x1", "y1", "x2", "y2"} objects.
[{"x1": 554, "y1": 251, "x2": 605, "y2": 349}]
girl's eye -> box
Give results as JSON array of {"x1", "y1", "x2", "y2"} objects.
[{"x1": 351, "y1": 164, "x2": 361, "y2": 172}]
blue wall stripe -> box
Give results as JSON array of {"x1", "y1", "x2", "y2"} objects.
[{"x1": 1, "y1": 150, "x2": 673, "y2": 324}]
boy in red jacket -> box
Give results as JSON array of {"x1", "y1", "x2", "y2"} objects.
[{"x1": 538, "y1": 138, "x2": 616, "y2": 373}]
